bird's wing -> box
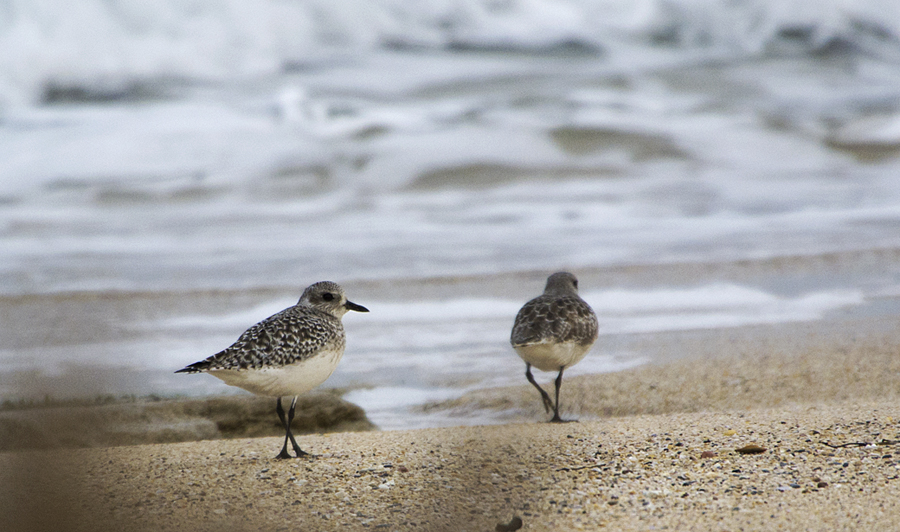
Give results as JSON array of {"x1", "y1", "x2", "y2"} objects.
[
  {"x1": 176, "y1": 308, "x2": 340, "y2": 372},
  {"x1": 511, "y1": 295, "x2": 597, "y2": 347}
]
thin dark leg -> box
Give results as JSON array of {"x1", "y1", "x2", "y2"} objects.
[
  {"x1": 275, "y1": 397, "x2": 292, "y2": 459},
  {"x1": 549, "y1": 367, "x2": 566, "y2": 422},
  {"x1": 286, "y1": 396, "x2": 309, "y2": 457},
  {"x1": 525, "y1": 363, "x2": 554, "y2": 414},
  {"x1": 549, "y1": 366, "x2": 577, "y2": 423}
]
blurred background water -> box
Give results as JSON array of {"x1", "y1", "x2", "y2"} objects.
[{"x1": 3, "y1": 0, "x2": 900, "y2": 429}]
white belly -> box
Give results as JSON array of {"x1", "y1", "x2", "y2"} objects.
[
  {"x1": 514, "y1": 342, "x2": 590, "y2": 372},
  {"x1": 209, "y1": 349, "x2": 343, "y2": 397}
]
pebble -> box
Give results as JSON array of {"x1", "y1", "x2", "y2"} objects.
[{"x1": 735, "y1": 444, "x2": 767, "y2": 455}]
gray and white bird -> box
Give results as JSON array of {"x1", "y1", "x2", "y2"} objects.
[
  {"x1": 510, "y1": 272, "x2": 598, "y2": 423},
  {"x1": 176, "y1": 281, "x2": 368, "y2": 459}
]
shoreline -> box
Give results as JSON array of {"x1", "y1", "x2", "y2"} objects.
[
  {"x1": 4, "y1": 333, "x2": 900, "y2": 531},
  {"x1": 424, "y1": 318, "x2": 900, "y2": 424}
]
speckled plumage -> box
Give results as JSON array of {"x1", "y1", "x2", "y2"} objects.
[
  {"x1": 180, "y1": 305, "x2": 347, "y2": 373},
  {"x1": 511, "y1": 272, "x2": 598, "y2": 422},
  {"x1": 511, "y1": 272, "x2": 598, "y2": 368},
  {"x1": 176, "y1": 280, "x2": 368, "y2": 458}
]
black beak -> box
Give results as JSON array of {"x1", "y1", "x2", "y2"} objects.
[{"x1": 345, "y1": 300, "x2": 369, "y2": 313}]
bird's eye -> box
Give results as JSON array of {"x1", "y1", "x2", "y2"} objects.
[
  {"x1": 573, "y1": 280, "x2": 578, "y2": 289},
  {"x1": 322, "y1": 293, "x2": 335, "y2": 301}
]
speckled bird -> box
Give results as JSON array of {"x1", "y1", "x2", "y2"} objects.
[
  {"x1": 176, "y1": 281, "x2": 368, "y2": 459},
  {"x1": 511, "y1": 272, "x2": 598, "y2": 422}
]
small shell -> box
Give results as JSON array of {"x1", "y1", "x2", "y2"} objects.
[{"x1": 735, "y1": 444, "x2": 766, "y2": 455}]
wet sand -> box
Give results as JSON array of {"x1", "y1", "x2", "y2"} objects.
[
  {"x1": 4, "y1": 333, "x2": 899, "y2": 532},
  {"x1": 0, "y1": 392, "x2": 374, "y2": 453},
  {"x1": 426, "y1": 315, "x2": 900, "y2": 423}
]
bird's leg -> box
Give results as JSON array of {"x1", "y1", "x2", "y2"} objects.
[
  {"x1": 286, "y1": 396, "x2": 309, "y2": 458},
  {"x1": 275, "y1": 397, "x2": 293, "y2": 459},
  {"x1": 525, "y1": 363, "x2": 554, "y2": 414},
  {"x1": 549, "y1": 366, "x2": 575, "y2": 423}
]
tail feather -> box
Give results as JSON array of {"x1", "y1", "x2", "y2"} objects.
[
  {"x1": 174, "y1": 359, "x2": 212, "y2": 374},
  {"x1": 175, "y1": 348, "x2": 232, "y2": 373}
]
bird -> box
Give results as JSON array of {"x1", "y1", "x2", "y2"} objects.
[
  {"x1": 510, "y1": 272, "x2": 598, "y2": 423},
  {"x1": 176, "y1": 281, "x2": 368, "y2": 459}
]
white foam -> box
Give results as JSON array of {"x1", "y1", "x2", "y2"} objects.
[
  {"x1": 355, "y1": 298, "x2": 522, "y2": 323},
  {"x1": 3, "y1": 0, "x2": 900, "y2": 106},
  {"x1": 588, "y1": 284, "x2": 862, "y2": 313},
  {"x1": 149, "y1": 299, "x2": 297, "y2": 332},
  {"x1": 830, "y1": 113, "x2": 900, "y2": 146},
  {"x1": 155, "y1": 283, "x2": 863, "y2": 341},
  {"x1": 356, "y1": 283, "x2": 862, "y2": 327},
  {"x1": 343, "y1": 386, "x2": 462, "y2": 411}
]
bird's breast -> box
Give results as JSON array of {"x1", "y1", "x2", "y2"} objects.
[{"x1": 209, "y1": 348, "x2": 344, "y2": 397}]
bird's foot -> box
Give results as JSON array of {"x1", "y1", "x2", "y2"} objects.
[
  {"x1": 275, "y1": 448, "x2": 294, "y2": 460},
  {"x1": 548, "y1": 415, "x2": 578, "y2": 424},
  {"x1": 293, "y1": 447, "x2": 315, "y2": 459}
]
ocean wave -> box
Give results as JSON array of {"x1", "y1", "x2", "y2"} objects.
[{"x1": 2, "y1": 0, "x2": 900, "y2": 105}]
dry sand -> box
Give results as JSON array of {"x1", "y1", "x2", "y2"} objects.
[
  {"x1": 3, "y1": 402, "x2": 898, "y2": 532},
  {"x1": 4, "y1": 333, "x2": 900, "y2": 532}
]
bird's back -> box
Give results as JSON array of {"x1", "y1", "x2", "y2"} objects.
[
  {"x1": 512, "y1": 293, "x2": 598, "y2": 347},
  {"x1": 177, "y1": 305, "x2": 345, "y2": 373},
  {"x1": 511, "y1": 293, "x2": 598, "y2": 371}
]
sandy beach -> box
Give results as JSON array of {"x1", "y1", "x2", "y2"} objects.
[
  {"x1": 5, "y1": 3, "x2": 900, "y2": 530},
  {"x1": 4, "y1": 330, "x2": 900, "y2": 532}
]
